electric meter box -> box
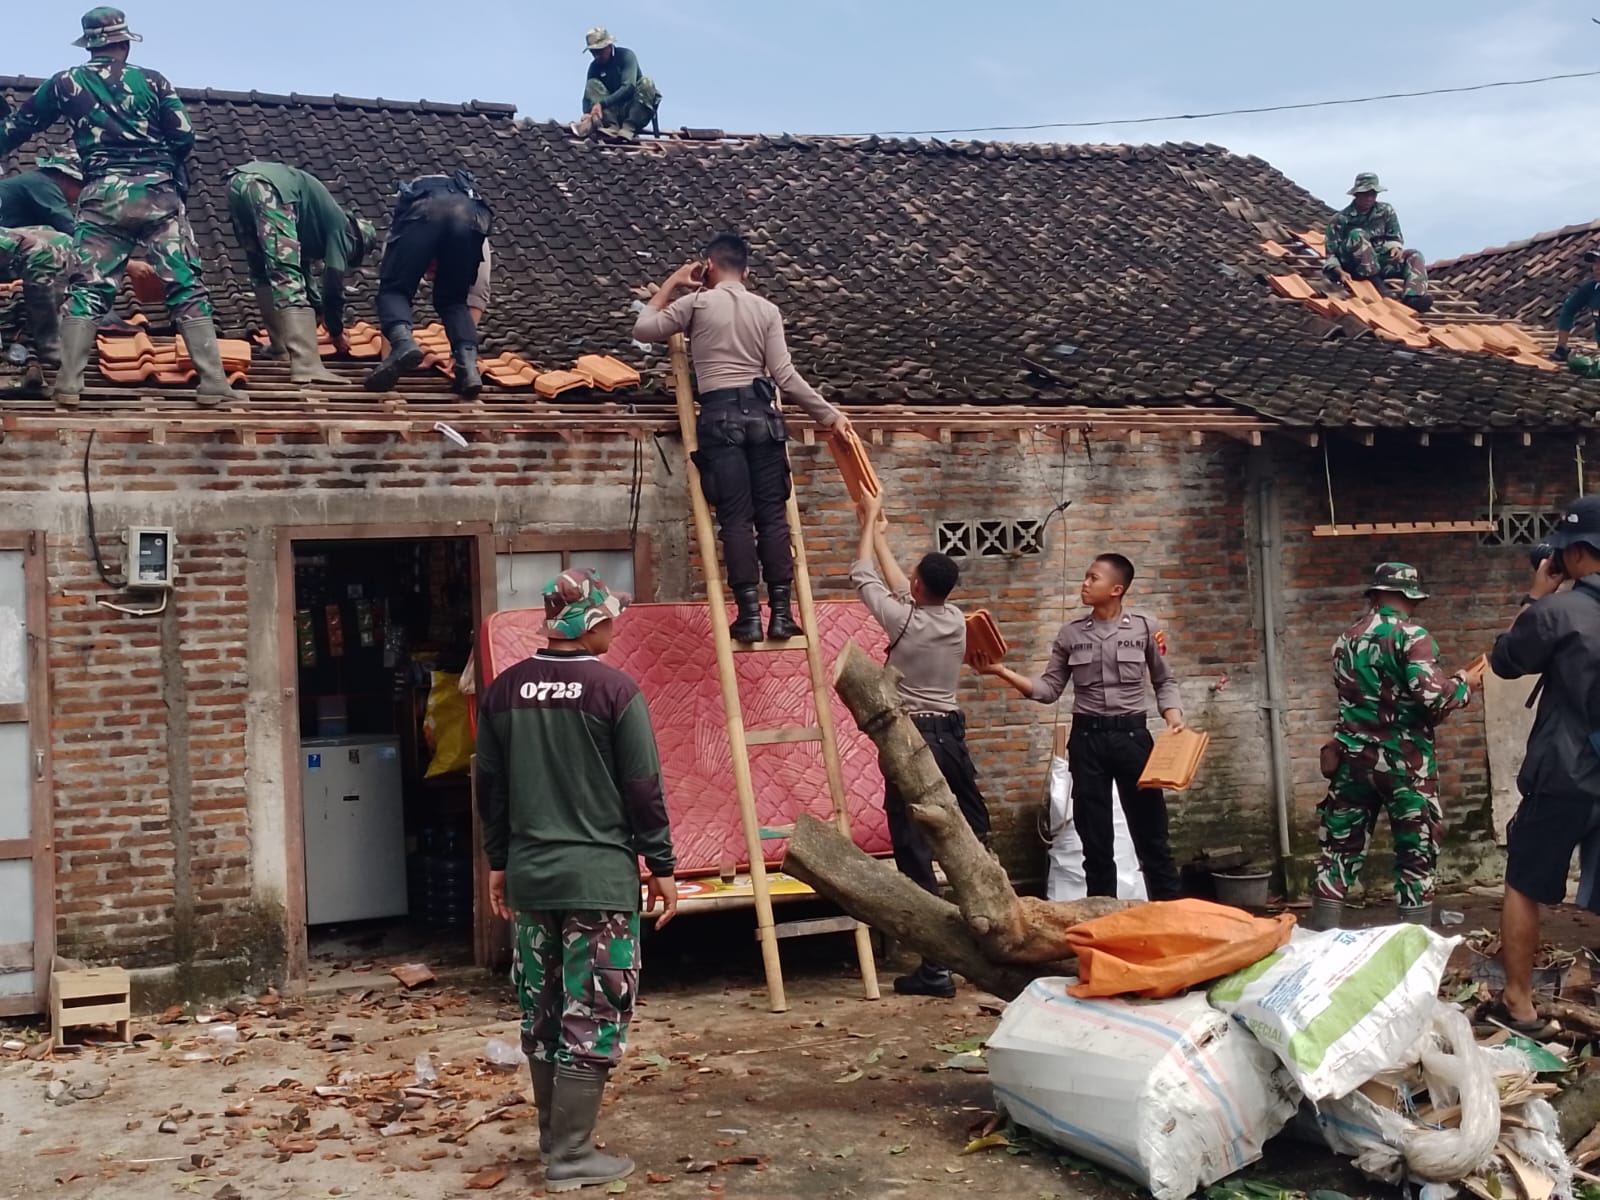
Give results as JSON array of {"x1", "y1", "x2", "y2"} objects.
[{"x1": 125, "y1": 526, "x2": 176, "y2": 590}]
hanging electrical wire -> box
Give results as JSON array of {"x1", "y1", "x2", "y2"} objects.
[{"x1": 861, "y1": 68, "x2": 1600, "y2": 139}]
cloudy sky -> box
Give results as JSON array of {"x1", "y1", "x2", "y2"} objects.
[{"x1": 9, "y1": 0, "x2": 1597, "y2": 258}]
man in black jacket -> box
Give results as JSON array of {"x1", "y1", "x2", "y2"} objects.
[{"x1": 1490, "y1": 495, "x2": 1600, "y2": 1032}]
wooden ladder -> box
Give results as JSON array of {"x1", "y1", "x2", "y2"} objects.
[{"x1": 668, "y1": 334, "x2": 880, "y2": 1013}]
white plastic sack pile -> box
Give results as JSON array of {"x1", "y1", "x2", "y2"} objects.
[
  {"x1": 1208, "y1": 924, "x2": 1459, "y2": 1102},
  {"x1": 987, "y1": 978, "x2": 1300, "y2": 1200},
  {"x1": 1045, "y1": 755, "x2": 1148, "y2": 901}
]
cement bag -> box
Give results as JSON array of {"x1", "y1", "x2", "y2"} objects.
[
  {"x1": 1045, "y1": 755, "x2": 1147, "y2": 901},
  {"x1": 1208, "y1": 924, "x2": 1459, "y2": 1102},
  {"x1": 988, "y1": 978, "x2": 1300, "y2": 1200},
  {"x1": 424, "y1": 671, "x2": 472, "y2": 778}
]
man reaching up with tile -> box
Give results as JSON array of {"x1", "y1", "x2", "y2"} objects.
[
  {"x1": 226, "y1": 160, "x2": 376, "y2": 387},
  {"x1": 634, "y1": 233, "x2": 854, "y2": 643},
  {"x1": 1322, "y1": 172, "x2": 1433, "y2": 313}
]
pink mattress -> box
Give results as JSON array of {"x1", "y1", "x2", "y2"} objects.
[{"x1": 474, "y1": 602, "x2": 891, "y2": 877}]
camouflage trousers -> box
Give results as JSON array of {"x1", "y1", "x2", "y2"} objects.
[
  {"x1": 1315, "y1": 749, "x2": 1442, "y2": 907},
  {"x1": 512, "y1": 910, "x2": 639, "y2": 1072},
  {"x1": 1331, "y1": 229, "x2": 1429, "y2": 297},
  {"x1": 66, "y1": 173, "x2": 212, "y2": 322},
  {"x1": 0, "y1": 226, "x2": 74, "y2": 288},
  {"x1": 584, "y1": 76, "x2": 661, "y2": 130},
  {"x1": 228, "y1": 173, "x2": 310, "y2": 309}
]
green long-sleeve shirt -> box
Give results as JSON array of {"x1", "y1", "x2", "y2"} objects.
[
  {"x1": 1558, "y1": 280, "x2": 1600, "y2": 334},
  {"x1": 0, "y1": 172, "x2": 75, "y2": 235},
  {"x1": 0, "y1": 57, "x2": 192, "y2": 181},
  {"x1": 583, "y1": 46, "x2": 644, "y2": 113},
  {"x1": 475, "y1": 648, "x2": 675, "y2": 914}
]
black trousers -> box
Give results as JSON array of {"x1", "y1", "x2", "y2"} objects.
[
  {"x1": 693, "y1": 388, "x2": 793, "y2": 589},
  {"x1": 1067, "y1": 719, "x2": 1181, "y2": 900},
  {"x1": 375, "y1": 190, "x2": 490, "y2": 351},
  {"x1": 885, "y1": 712, "x2": 992, "y2": 896}
]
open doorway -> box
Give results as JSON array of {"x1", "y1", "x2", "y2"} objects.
[{"x1": 287, "y1": 534, "x2": 483, "y2": 978}]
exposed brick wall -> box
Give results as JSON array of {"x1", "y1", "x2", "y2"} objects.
[{"x1": 0, "y1": 425, "x2": 1571, "y2": 971}]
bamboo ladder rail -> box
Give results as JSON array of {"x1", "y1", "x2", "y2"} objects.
[{"x1": 667, "y1": 333, "x2": 880, "y2": 1013}]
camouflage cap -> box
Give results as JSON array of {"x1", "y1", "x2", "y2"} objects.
[
  {"x1": 1348, "y1": 172, "x2": 1386, "y2": 196},
  {"x1": 74, "y1": 6, "x2": 142, "y2": 49},
  {"x1": 1367, "y1": 561, "x2": 1428, "y2": 601},
  {"x1": 36, "y1": 151, "x2": 83, "y2": 182},
  {"x1": 543, "y1": 567, "x2": 631, "y2": 640},
  {"x1": 584, "y1": 26, "x2": 616, "y2": 52}
]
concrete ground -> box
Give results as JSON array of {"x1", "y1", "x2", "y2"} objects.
[{"x1": 5, "y1": 891, "x2": 1582, "y2": 1200}]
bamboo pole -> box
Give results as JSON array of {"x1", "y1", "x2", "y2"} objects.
[
  {"x1": 668, "y1": 335, "x2": 788, "y2": 1012},
  {"x1": 783, "y1": 425, "x2": 881, "y2": 1001}
]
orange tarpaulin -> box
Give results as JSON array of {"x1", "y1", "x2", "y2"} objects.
[{"x1": 1064, "y1": 898, "x2": 1295, "y2": 999}]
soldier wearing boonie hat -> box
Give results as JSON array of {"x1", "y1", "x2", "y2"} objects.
[
  {"x1": 571, "y1": 27, "x2": 661, "y2": 141},
  {"x1": 474, "y1": 566, "x2": 672, "y2": 1192},
  {"x1": 1308, "y1": 562, "x2": 1482, "y2": 931},
  {"x1": 1321, "y1": 171, "x2": 1434, "y2": 313},
  {"x1": 1551, "y1": 248, "x2": 1600, "y2": 362}
]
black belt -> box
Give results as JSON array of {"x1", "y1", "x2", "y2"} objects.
[
  {"x1": 699, "y1": 383, "x2": 773, "y2": 406},
  {"x1": 1071, "y1": 712, "x2": 1147, "y2": 731},
  {"x1": 909, "y1": 710, "x2": 964, "y2": 734}
]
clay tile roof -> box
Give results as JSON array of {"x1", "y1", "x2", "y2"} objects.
[
  {"x1": 1431, "y1": 219, "x2": 1600, "y2": 327},
  {"x1": 3, "y1": 73, "x2": 1597, "y2": 429}
]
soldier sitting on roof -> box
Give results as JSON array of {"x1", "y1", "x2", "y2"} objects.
[
  {"x1": 226, "y1": 160, "x2": 377, "y2": 388},
  {"x1": 0, "y1": 151, "x2": 85, "y2": 236},
  {"x1": 1323, "y1": 172, "x2": 1433, "y2": 314},
  {"x1": 571, "y1": 28, "x2": 660, "y2": 142},
  {"x1": 0, "y1": 225, "x2": 73, "y2": 388},
  {"x1": 1549, "y1": 249, "x2": 1600, "y2": 362}
]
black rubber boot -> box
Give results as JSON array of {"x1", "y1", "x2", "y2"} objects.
[
  {"x1": 452, "y1": 343, "x2": 483, "y2": 398},
  {"x1": 1402, "y1": 293, "x2": 1434, "y2": 314},
  {"x1": 766, "y1": 582, "x2": 801, "y2": 641},
  {"x1": 729, "y1": 585, "x2": 764, "y2": 644},
  {"x1": 364, "y1": 324, "x2": 425, "y2": 392},
  {"x1": 893, "y1": 962, "x2": 957, "y2": 999},
  {"x1": 545, "y1": 1067, "x2": 634, "y2": 1193}
]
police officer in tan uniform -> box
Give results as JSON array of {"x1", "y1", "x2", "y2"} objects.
[{"x1": 982, "y1": 553, "x2": 1184, "y2": 899}]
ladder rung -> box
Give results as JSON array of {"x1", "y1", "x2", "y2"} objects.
[
  {"x1": 730, "y1": 636, "x2": 810, "y2": 652},
  {"x1": 745, "y1": 726, "x2": 823, "y2": 746},
  {"x1": 764, "y1": 915, "x2": 862, "y2": 941}
]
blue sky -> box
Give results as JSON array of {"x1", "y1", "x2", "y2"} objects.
[{"x1": 10, "y1": 0, "x2": 1599, "y2": 258}]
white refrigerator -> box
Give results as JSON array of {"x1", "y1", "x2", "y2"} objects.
[{"x1": 300, "y1": 735, "x2": 409, "y2": 925}]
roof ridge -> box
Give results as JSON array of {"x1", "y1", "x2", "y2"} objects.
[
  {"x1": 0, "y1": 74, "x2": 517, "y2": 117},
  {"x1": 1431, "y1": 216, "x2": 1600, "y2": 271}
]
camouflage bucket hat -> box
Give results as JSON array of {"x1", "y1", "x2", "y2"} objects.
[
  {"x1": 74, "y1": 6, "x2": 142, "y2": 49},
  {"x1": 1367, "y1": 561, "x2": 1428, "y2": 601},
  {"x1": 36, "y1": 152, "x2": 83, "y2": 182},
  {"x1": 543, "y1": 567, "x2": 631, "y2": 640},
  {"x1": 584, "y1": 26, "x2": 616, "y2": 52},
  {"x1": 1348, "y1": 172, "x2": 1386, "y2": 196}
]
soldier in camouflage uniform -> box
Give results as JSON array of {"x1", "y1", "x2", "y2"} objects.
[
  {"x1": 0, "y1": 225, "x2": 73, "y2": 373},
  {"x1": 476, "y1": 569, "x2": 676, "y2": 1193},
  {"x1": 1311, "y1": 562, "x2": 1484, "y2": 930},
  {"x1": 226, "y1": 160, "x2": 377, "y2": 387},
  {"x1": 0, "y1": 7, "x2": 243, "y2": 409},
  {"x1": 0, "y1": 151, "x2": 85, "y2": 235},
  {"x1": 1323, "y1": 172, "x2": 1433, "y2": 313}
]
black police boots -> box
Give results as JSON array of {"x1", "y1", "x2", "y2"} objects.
[
  {"x1": 729, "y1": 586, "x2": 765, "y2": 644},
  {"x1": 766, "y1": 583, "x2": 801, "y2": 641},
  {"x1": 365, "y1": 324, "x2": 425, "y2": 392},
  {"x1": 452, "y1": 344, "x2": 483, "y2": 398}
]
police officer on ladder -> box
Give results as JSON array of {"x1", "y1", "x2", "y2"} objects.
[{"x1": 981, "y1": 553, "x2": 1184, "y2": 899}]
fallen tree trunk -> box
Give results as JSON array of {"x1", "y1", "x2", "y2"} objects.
[
  {"x1": 784, "y1": 814, "x2": 1049, "y2": 1000},
  {"x1": 782, "y1": 641, "x2": 1133, "y2": 984}
]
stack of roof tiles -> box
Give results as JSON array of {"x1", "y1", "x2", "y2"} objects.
[
  {"x1": 95, "y1": 329, "x2": 251, "y2": 385},
  {"x1": 2, "y1": 75, "x2": 1597, "y2": 428}
]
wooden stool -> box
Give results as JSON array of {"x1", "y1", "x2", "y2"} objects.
[{"x1": 50, "y1": 957, "x2": 131, "y2": 1047}]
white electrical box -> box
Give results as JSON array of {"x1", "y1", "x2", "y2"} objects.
[{"x1": 124, "y1": 526, "x2": 176, "y2": 590}]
